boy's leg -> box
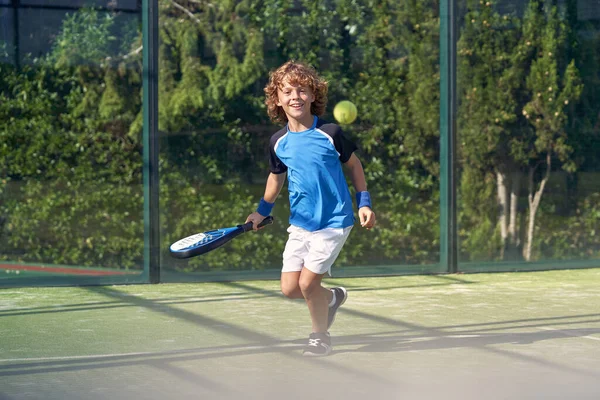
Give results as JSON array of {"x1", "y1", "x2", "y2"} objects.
[
  {"x1": 298, "y1": 268, "x2": 330, "y2": 333},
  {"x1": 302, "y1": 226, "x2": 352, "y2": 332},
  {"x1": 298, "y1": 268, "x2": 334, "y2": 357},
  {"x1": 281, "y1": 268, "x2": 334, "y2": 357}
]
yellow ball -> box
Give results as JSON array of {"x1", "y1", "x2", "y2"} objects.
[{"x1": 333, "y1": 100, "x2": 358, "y2": 124}]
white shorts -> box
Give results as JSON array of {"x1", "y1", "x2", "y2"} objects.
[{"x1": 281, "y1": 225, "x2": 353, "y2": 276}]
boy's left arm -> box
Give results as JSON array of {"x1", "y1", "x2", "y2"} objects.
[{"x1": 344, "y1": 153, "x2": 376, "y2": 229}]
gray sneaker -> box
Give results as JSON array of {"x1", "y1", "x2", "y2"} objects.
[
  {"x1": 302, "y1": 332, "x2": 332, "y2": 357},
  {"x1": 327, "y1": 287, "x2": 347, "y2": 330}
]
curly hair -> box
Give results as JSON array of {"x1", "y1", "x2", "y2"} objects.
[{"x1": 264, "y1": 60, "x2": 328, "y2": 124}]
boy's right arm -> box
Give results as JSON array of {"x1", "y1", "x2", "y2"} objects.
[
  {"x1": 262, "y1": 172, "x2": 286, "y2": 204},
  {"x1": 246, "y1": 172, "x2": 286, "y2": 230}
]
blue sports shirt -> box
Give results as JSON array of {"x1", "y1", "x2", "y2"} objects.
[{"x1": 268, "y1": 116, "x2": 357, "y2": 231}]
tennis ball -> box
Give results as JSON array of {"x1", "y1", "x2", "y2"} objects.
[{"x1": 333, "y1": 100, "x2": 358, "y2": 124}]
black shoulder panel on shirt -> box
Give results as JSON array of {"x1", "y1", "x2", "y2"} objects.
[
  {"x1": 315, "y1": 118, "x2": 342, "y2": 139},
  {"x1": 269, "y1": 126, "x2": 287, "y2": 147},
  {"x1": 268, "y1": 126, "x2": 288, "y2": 174},
  {"x1": 315, "y1": 118, "x2": 357, "y2": 163}
]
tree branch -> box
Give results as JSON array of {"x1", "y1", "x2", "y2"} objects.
[
  {"x1": 169, "y1": 0, "x2": 202, "y2": 24},
  {"x1": 104, "y1": 45, "x2": 143, "y2": 63}
]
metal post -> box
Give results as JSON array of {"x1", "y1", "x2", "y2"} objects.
[
  {"x1": 142, "y1": 0, "x2": 160, "y2": 283},
  {"x1": 439, "y1": 0, "x2": 458, "y2": 273}
]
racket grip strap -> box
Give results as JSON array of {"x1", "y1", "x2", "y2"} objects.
[
  {"x1": 356, "y1": 191, "x2": 372, "y2": 209},
  {"x1": 256, "y1": 198, "x2": 275, "y2": 216}
]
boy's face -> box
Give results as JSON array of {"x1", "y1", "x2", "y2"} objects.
[{"x1": 276, "y1": 79, "x2": 315, "y2": 122}]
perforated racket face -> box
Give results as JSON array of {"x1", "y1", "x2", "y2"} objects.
[
  {"x1": 169, "y1": 218, "x2": 272, "y2": 259},
  {"x1": 170, "y1": 230, "x2": 226, "y2": 251}
]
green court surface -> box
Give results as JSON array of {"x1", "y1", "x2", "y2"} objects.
[{"x1": 1, "y1": 269, "x2": 600, "y2": 400}]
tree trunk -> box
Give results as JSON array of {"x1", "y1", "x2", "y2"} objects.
[
  {"x1": 507, "y1": 171, "x2": 521, "y2": 260},
  {"x1": 497, "y1": 171, "x2": 509, "y2": 259},
  {"x1": 524, "y1": 153, "x2": 551, "y2": 261}
]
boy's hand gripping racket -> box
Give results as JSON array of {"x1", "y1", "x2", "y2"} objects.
[{"x1": 169, "y1": 216, "x2": 274, "y2": 259}]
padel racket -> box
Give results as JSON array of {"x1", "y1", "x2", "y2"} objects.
[{"x1": 169, "y1": 216, "x2": 274, "y2": 259}]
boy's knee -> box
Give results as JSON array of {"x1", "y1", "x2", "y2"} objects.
[
  {"x1": 280, "y1": 286, "x2": 294, "y2": 298},
  {"x1": 281, "y1": 282, "x2": 302, "y2": 299}
]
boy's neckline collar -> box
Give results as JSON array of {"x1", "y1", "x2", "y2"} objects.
[{"x1": 287, "y1": 115, "x2": 317, "y2": 133}]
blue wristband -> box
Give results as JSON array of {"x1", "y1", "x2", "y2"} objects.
[
  {"x1": 256, "y1": 198, "x2": 275, "y2": 216},
  {"x1": 356, "y1": 191, "x2": 372, "y2": 209}
]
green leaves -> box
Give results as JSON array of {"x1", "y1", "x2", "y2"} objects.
[
  {"x1": 523, "y1": 6, "x2": 582, "y2": 165},
  {"x1": 48, "y1": 8, "x2": 116, "y2": 68},
  {"x1": 1, "y1": 0, "x2": 597, "y2": 270}
]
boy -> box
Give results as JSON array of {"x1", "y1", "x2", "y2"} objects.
[{"x1": 246, "y1": 60, "x2": 376, "y2": 357}]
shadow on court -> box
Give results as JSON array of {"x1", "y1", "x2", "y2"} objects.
[
  {"x1": 1, "y1": 312, "x2": 599, "y2": 373},
  {"x1": 1, "y1": 321, "x2": 600, "y2": 399},
  {"x1": 2, "y1": 271, "x2": 600, "y2": 400}
]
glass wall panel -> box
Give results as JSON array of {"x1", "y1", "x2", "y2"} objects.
[
  {"x1": 0, "y1": 1, "x2": 146, "y2": 285},
  {"x1": 159, "y1": 0, "x2": 444, "y2": 282},
  {"x1": 457, "y1": 0, "x2": 600, "y2": 271}
]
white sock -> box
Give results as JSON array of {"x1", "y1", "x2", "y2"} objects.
[{"x1": 328, "y1": 289, "x2": 336, "y2": 307}]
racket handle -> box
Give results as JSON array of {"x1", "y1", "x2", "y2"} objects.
[{"x1": 242, "y1": 216, "x2": 274, "y2": 232}]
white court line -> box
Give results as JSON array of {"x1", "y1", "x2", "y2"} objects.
[
  {"x1": 0, "y1": 335, "x2": 438, "y2": 363},
  {"x1": 0, "y1": 352, "x2": 176, "y2": 363},
  {"x1": 0, "y1": 343, "x2": 303, "y2": 363},
  {"x1": 540, "y1": 327, "x2": 600, "y2": 341}
]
